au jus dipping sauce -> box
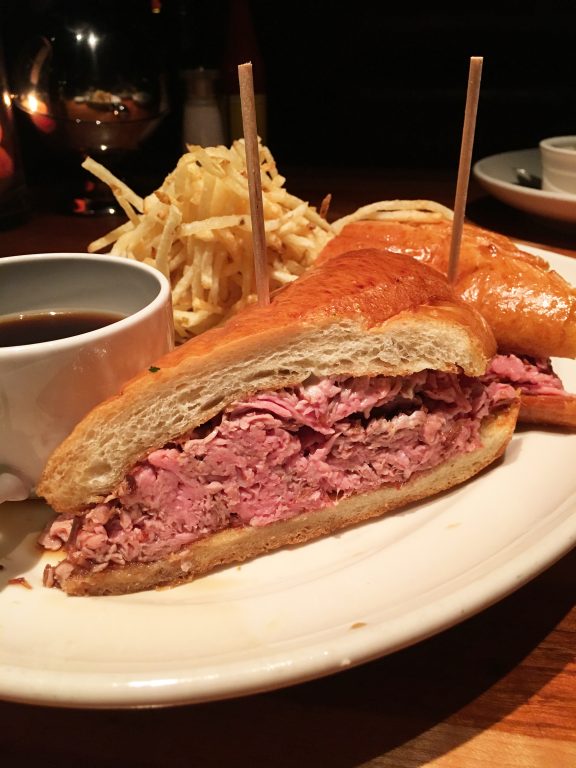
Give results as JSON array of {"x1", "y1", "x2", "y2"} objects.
[{"x1": 0, "y1": 310, "x2": 125, "y2": 346}]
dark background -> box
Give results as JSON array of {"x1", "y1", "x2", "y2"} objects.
[{"x1": 1, "y1": 0, "x2": 576, "y2": 190}]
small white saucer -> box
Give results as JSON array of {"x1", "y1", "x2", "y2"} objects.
[{"x1": 473, "y1": 148, "x2": 576, "y2": 223}]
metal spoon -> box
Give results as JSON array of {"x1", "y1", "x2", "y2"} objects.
[{"x1": 514, "y1": 167, "x2": 542, "y2": 189}]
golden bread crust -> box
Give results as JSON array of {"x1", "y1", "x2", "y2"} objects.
[{"x1": 319, "y1": 220, "x2": 576, "y2": 359}]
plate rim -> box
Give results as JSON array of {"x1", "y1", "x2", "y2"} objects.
[{"x1": 2, "y1": 498, "x2": 575, "y2": 710}]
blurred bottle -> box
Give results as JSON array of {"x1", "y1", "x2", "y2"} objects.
[
  {"x1": 0, "y1": 38, "x2": 29, "y2": 229},
  {"x1": 181, "y1": 67, "x2": 225, "y2": 148},
  {"x1": 222, "y1": 0, "x2": 267, "y2": 145}
]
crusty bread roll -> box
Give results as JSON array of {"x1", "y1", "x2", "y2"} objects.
[
  {"x1": 38, "y1": 249, "x2": 495, "y2": 512},
  {"x1": 37, "y1": 249, "x2": 519, "y2": 596},
  {"x1": 320, "y1": 218, "x2": 576, "y2": 429},
  {"x1": 320, "y1": 218, "x2": 576, "y2": 359}
]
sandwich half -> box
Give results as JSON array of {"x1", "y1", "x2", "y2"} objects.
[
  {"x1": 37, "y1": 249, "x2": 520, "y2": 596},
  {"x1": 322, "y1": 211, "x2": 576, "y2": 428}
]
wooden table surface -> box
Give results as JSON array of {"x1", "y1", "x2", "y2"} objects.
[{"x1": 0, "y1": 169, "x2": 574, "y2": 767}]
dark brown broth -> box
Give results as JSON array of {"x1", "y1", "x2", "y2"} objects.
[{"x1": 0, "y1": 310, "x2": 126, "y2": 346}]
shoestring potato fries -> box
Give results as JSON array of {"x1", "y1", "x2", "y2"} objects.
[
  {"x1": 84, "y1": 141, "x2": 334, "y2": 342},
  {"x1": 329, "y1": 199, "x2": 453, "y2": 233},
  {"x1": 84, "y1": 142, "x2": 453, "y2": 342}
]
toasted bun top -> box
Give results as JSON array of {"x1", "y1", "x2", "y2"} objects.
[
  {"x1": 37, "y1": 249, "x2": 496, "y2": 513},
  {"x1": 320, "y1": 218, "x2": 576, "y2": 358}
]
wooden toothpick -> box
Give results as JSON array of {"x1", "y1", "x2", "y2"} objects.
[
  {"x1": 447, "y1": 56, "x2": 483, "y2": 283},
  {"x1": 238, "y1": 61, "x2": 270, "y2": 306}
]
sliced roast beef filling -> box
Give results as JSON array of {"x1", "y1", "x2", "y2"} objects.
[
  {"x1": 41, "y1": 370, "x2": 518, "y2": 582},
  {"x1": 485, "y1": 353, "x2": 567, "y2": 396}
]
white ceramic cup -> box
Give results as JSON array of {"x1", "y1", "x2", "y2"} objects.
[
  {"x1": 0, "y1": 253, "x2": 174, "y2": 503},
  {"x1": 539, "y1": 135, "x2": 576, "y2": 195}
]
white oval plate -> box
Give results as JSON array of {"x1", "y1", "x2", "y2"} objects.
[
  {"x1": 1, "y1": 247, "x2": 576, "y2": 709},
  {"x1": 473, "y1": 148, "x2": 576, "y2": 223}
]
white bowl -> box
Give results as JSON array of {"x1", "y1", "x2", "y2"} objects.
[
  {"x1": 0, "y1": 253, "x2": 174, "y2": 502},
  {"x1": 539, "y1": 135, "x2": 576, "y2": 195}
]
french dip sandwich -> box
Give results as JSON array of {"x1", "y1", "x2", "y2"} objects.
[
  {"x1": 321, "y1": 212, "x2": 576, "y2": 428},
  {"x1": 38, "y1": 250, "x2": 520, "y2": 596}
]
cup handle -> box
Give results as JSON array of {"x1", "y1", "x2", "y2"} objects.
[{"x1": 0, "y1": 468, "x2": 31, "y2": 503}]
